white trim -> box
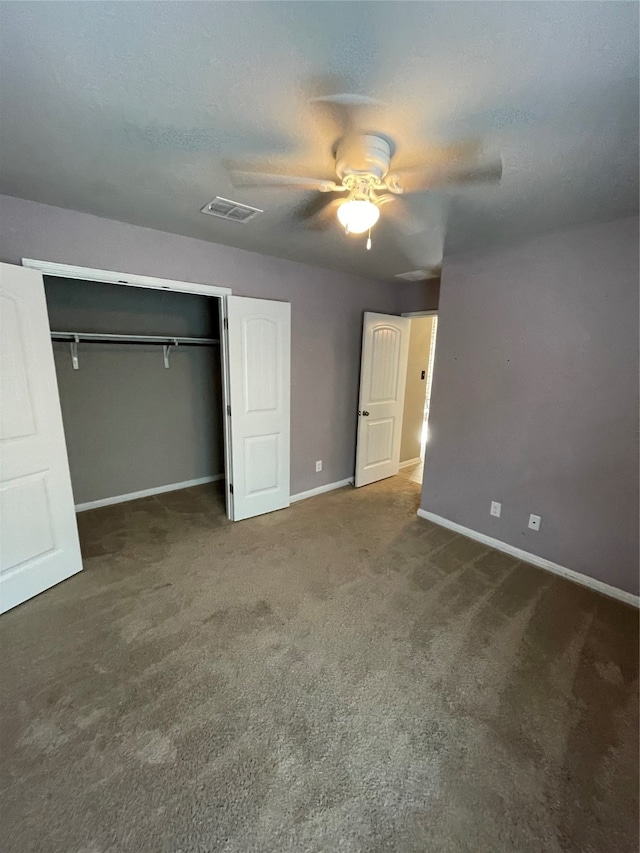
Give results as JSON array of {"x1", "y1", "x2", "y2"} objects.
[
  {"x1": 75, "y1": 475, "x2": 224, "y2": 512},
  {"x1": 399, "y1": 457, "x2": 422, "y2": 469},
  {"x1": 218, "y1": 299, "x2": 234, "y2": 521},
  {"x1": 290, "y1": 478, "x2": 354, "y2": 503},
  {"x1": 22, "y1": 259, "x2": 231, "y2": 297},
  {"x1": 401, "y1": 310, "x2": 438, "y2": 317},
  {"x1": 416, "y1": 508, "x2": 639, "y2": 608}
]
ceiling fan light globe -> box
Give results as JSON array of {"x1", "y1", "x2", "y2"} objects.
[{"x1": 337, "y1": 200, "x2": 380, "y2": 235}]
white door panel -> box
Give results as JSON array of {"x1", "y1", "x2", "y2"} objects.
[
  {"x1": 355, "y1": 312, "x2": 410, "y2": 487},
  {"x1": 0, "y1": 263, "x2": 82, "y2": 613},
  {"x1": 227, "y1": 296, "x2": 290, "y2": 520}
]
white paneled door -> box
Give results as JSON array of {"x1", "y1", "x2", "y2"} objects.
[
  {"x1": 355, "y1": 312, "x2": 411, "y2": 487},
  {"x1": 226, "y1": 296, "x2": 291, "y2": 520},
  {"x1": 0, "y1": 263, "x2": 82, "y2": 613}
]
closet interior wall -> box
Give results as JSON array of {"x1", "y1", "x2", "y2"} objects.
[{"x1": 44, "y1": 276, "x2": 224, "y2": 507}]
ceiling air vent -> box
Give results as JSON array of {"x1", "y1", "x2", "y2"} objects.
[
  {"x1": 394, "y1": 269, "x2": 430, "y2": 281},
  {"x1": 201, "y1": 196, "x2": 263, "y2": 223}
]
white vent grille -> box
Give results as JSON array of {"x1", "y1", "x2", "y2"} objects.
[
  {"x1": 201, "y1": 197, "x2": 263, "y2": 223},
  {"x1": 394, "y1": 269, "x2": 430, "y2": 282}
]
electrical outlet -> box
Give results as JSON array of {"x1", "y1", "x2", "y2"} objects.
[
  {"x1": 315, "y1": 460, "x2": 322, "y2": 473},
  {"x1": 528, "y1": 514, "x2": 541, "y2": 531},
  {"x1": 490, "y1": 501, "x2": 501, "y2": 518}
]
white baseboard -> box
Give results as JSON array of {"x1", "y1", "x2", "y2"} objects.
[
  {"x1": 290, "y1": 478, "x2": 354, "y2": 504},
  {"x1": 399, "y1": 457, "x2": 422, "y2": 469},
  {"x1": 416, "y1": 508, "x2": 639, "y2": 608},
  {"x1": 75, "y1": 474, "x2": 224, "y2": 512}
]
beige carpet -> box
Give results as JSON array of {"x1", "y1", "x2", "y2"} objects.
[{"x1": 1, "y1": 475, "x2": 638, "y2": 853}]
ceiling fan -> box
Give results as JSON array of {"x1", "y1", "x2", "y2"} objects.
[{"x1": 230, "y1": 95, "x2": 503, "y2": 250}]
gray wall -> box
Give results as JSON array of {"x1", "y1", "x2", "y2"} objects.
[
  {"x1": 45, "y1": 278, "x2": 223, "y2": 504},
  {"x1": 0, "y1": 194, "x2": 430, "y2": 495},
  {"x1": 399, "y1": 278, "x2": 440, "y2": 313},
  {"x1": 422, "y1": 216, "x2": 639, "y2": 595},
  {"x1": 400, "y1": 317, "x2": 434, "y2": 464}
]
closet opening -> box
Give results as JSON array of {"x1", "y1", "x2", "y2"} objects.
[{"x1": 44, "y1": 275, "x2": 228, "y2": 555}]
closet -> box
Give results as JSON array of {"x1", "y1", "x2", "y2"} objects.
[
  {"x1": 0, "y1": 259, "x2": 291, "y2": 613},
  {"x1": 44, "y1": 276, "x2": 225, "y2": 512}
]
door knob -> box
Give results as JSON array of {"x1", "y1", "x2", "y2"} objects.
[{"x1": 362, "y1": 410, "x2": 370, "y2": 416}]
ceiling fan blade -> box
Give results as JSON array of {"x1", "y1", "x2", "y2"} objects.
[
  {"x1": 377, "y1": 195, "x2": 427, "y2": 236},
  {"x1": 310, "y1": 93, "x2": 384, "y2": 109},
  {"x1": 230, "y1": 170, "x2": 339, "y2": 192},
  {"x1": 306, "y1": 76, "x2": 385, "y2": 139},
  {"x1": 291, "y1": 193, "x2": 337, "y2": 221},
  {"x1": 388, "y1": 154, "x2": 503, "y2": 193},
  {"x1": 297, "y1": 197, "x2": 344, "y2": 231},
  {"x1": 437, "y1": 155, "x2": 504, "y2": 186}
]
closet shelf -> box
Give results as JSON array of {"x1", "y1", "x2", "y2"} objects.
[{"x1": 50, "y1": 331, "x2": 219, "y2": 370}]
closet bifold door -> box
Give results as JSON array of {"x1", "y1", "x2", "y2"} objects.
[
  {"x1": 0, "y1": 263, "x2": 82, "y2": 613},
  {"x1": 226, "y1": 296, "x2": 291, "y2": 521}
]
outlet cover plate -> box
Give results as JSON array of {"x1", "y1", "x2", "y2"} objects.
[
  {"x1": 490, "y1": 501, "x2": 501, "y2": 518},
  {"x1": 528, "y1": 514, "x2": 541, "y2": 531}
]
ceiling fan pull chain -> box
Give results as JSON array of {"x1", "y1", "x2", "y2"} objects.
[{"x1": 366, "y1": 229, "x2": 372, "y2": 251}]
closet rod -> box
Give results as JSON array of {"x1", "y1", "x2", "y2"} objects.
[
  {"x1": 50, "y1": 331, "x2": 219, "y2": 370},
  {"x1": 50, "y1": 331, "x2": 219, "y2": 345}
]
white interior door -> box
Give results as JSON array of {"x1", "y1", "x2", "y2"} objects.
[
  {"x1": 355, "y1": 312, "x2": 411, "y2": 487},
  {"x1": 226, "y1": 295, "x2": 290, "y2": 520},
  {"x1": 0, "y1": 263, "x2": 82, "y2": 613}
]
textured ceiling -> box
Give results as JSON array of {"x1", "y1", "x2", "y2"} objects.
[{"x1": 0, "y1": 2, "x2": 638, "y2": 282}]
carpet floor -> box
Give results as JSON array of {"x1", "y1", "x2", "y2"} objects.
[{"x1": 1, "y1": 475, "x2": 638, "y2": 853}]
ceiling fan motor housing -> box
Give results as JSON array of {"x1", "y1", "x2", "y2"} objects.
[{"x1": 335, "y1": 134, "x2": 393, "y2": 183}]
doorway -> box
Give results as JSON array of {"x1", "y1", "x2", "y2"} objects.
[
  {"x1": 42, "y1": 274, "x2": 230, "y2": 577},
  {"x1": 398, "y1": 314, "x2": 438, "y2": 486},
  {"x1": 44, "y1": 275, "x2": 226, "y2": 515},
  {"x1": 353, "y1": 311, "x2": 438, "y2": 490}
]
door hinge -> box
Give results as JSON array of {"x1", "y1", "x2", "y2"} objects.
[
  {"x1": 229, "y1": 483, "x2": 234, "y2": 495},
  {"x1": 223, "y1": 317, "x2": 228, "y2": 330},
  {"x1": 227, "y1": 404, "x2": 231, "y2": 417}
]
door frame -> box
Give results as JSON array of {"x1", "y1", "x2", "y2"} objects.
[{"x1": 21, "y1": 258, "x2": 237, "y2": 519}]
